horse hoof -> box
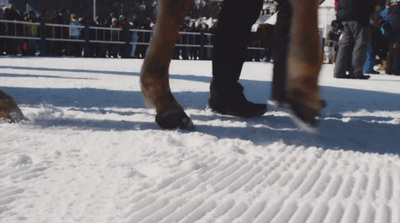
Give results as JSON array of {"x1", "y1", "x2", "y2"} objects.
[
  {"x1": 0, "y1": 91, "x2": 26, "y2": 123},
  {"x1": 156, "y1": 111, "x2": 194, "y2": 130},
  {"x1": 287, "y1": 100, "x2": 321, "y2": 133},
  {"x1": 7, "y1": 106, "x2": 27, "y2": 123}
]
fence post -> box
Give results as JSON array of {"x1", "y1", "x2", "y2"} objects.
[
  {"x1": 40, "y1": 22, "x2": 46, "y2": 56},
  {"x1": 84, "y1": 23, "x2": 90, "y2": 57},
  {"x1": 200, "y1": 30, "x2": 205, "y2": 60}
]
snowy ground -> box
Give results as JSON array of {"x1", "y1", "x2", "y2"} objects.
[{"x1": 0, "y1": 57, "x2": 400, "y2": 223}]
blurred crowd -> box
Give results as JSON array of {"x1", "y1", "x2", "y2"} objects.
[
  {"x1": 328, "y1": 0, "x2": 400, "y2": 77},
  {"x1": 0, "y1": 3, "x2": 223, "y2": 58},
  {"x1": 0, "y1": 4, "x2": 156, "y2": 58}
]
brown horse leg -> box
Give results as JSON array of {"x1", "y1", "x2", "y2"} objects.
[
  {"x1": 286, "y1": 0, "x2": 323, "y2": 130},
  {"x1": 140, "y1": 0, "x2": 193, "y2": 129},
  {"x1": 0, "y1": 90, "x2": 25, "y2": 122}
]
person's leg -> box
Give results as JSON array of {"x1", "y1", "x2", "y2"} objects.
[
  {"x1": 209, "y1": 0, "x2": 266, "y2": 117},
  {"x1": 350, "y1": 21, "x2": 370, "y2": 79},
  {"x1": 393, "y1": 30, "x2": 400, "y2": 75},
  {"x1": 374, "y1": 30, "x2": 388, "y2": 71},
  {"x1": 363, "y1": 28, "x2": 377, "y2": 74},
  {"x1": 386, "y1": 36, "x2": 395, "y2": 74},
  {"x1": 334, "y1": 22, "x2": 354, "y2": 78},
  {"x1": 212, "y1": 0, "x2": 263, "y2": 85}
]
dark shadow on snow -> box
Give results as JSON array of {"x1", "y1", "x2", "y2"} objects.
[
  {"x1": 1, "y1": 87, "x2": 148, "y2": 109},
  {"x1": 0, "y1": 72, "x2": 95, "y2": 80},
  {"x1": 0, "y1": 65, "x2": 213, "y2": 84},
  {"x1": 32, "y1": 118, "x2": 160, "y2": 132},
  {"x1": 0, "y1": 65, "x2": 134, "y2": 76},
  {"x1": 193, "y1": 114, "x2": 400, "y2": 156}
]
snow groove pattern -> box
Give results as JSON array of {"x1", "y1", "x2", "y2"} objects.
[
  {"x1": 120, "y1": 144, "x2": 400, "y2": 223},
  {"x1": 0, "y1": 132, "x2": 47, "y2": 220}
]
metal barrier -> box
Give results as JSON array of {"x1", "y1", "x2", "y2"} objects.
[{"x1": 0, "y1": 19, "x2": 266, "y2": 59}]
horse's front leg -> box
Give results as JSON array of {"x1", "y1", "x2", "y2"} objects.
[
  {"x1": 0, "y1": 90, "x2": 25, "y2": 122},
  {"x1": 140, "y1": 0, "x2": 193, "y2": 129},
  {"x1": 286, "y1": 0, "x2": 323, "y2": 131}
]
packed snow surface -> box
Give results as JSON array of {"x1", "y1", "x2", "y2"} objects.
[{"x1": 1, "y1": 57, "x2": 400, "y2": 223}]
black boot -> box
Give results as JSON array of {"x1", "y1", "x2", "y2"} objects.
[
  {"x1": 208, "y1": 81, "x2": 267, "y2": 117},
  {"x1": 350, "y1": 74, "x2": 370, "y2": 79}
]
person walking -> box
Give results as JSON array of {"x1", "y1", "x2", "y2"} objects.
[
  {"x1": 208, "y1": 0, "x2": 267, "y2": 117},
  {"x1": 334, "y1": 0, "x2": 378, "y2": 79},
  {"x1": 209, "y1": 0, "x2": 321, "y2": 121}
]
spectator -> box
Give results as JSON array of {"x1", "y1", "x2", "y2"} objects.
[
  {"x1": 135, "y1": 17, "x2": 152, "y2": 58},
  {"x1": 188, "y1": 20, "x2": 199, "y2": 60},
  {"x1": 53, "y1": 9, "x2": 69, "y2": 56},
  {"x1": 69, "y1": 14, "x2": 82, "y2": 57},
  {"x1": 119, "y1": 16, "x2": 131, "y2": 58},
  {"x1": 5, "y1": 4, "x2": 22, "y2": 21},
  {"x1": 0, "y1": 8, "x2": 6, "y2": 55},
  {"x1": 333, "y1": 0, "x2": 378, "y2": 79},
  {"x1": 181, "y1": 18, "x2": 192, "y2": 60},
  {"x1": 173, "y1": 18, "x2": 190, "y2": 60},
  {"x1": 102, "y1": 17, "x2": 112, "y2": 58},
  {"x1": 92, "y1": 16, "x2": 106, "y2": 57},
  {"x1": 248, "y1": 24, "x2": 262, "y2": 62},
  {"x1": 5, "y1": 4, "x2": 23, "y2": 55},
  {"x1": 130, "y1": 15, "x2": 141, "y2": 58},
  {"x1": 386, "y1": 0, "x2": 400, "y2": 75},
  {"x1": 374, "y1": 2, "x2": 391, "y2": 72},
  {"x1": 109, "y1": 17, "x2": 119, "y2": 58},
  {"x1": 205, "y1": 20, "x2": 217, "y2": 60},
  {"x1": 25, "y1": 10, "x2": 39, "y2": 55},
  {"x1": 363, "y1": 3, "x2": 386, "y2": 74},
  {"x1": 39, "y1": 11, "x2": 54, "y2": 56}
]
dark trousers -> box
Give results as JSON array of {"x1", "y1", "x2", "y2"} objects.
[
  {"x1": 386, "y1": 5, "x2": 400, "y2": 75},
  {"x1": 334, "y1": 21, "x2": 370, "y2": 77},
  {"x1": 211, "y1": 0, "x2": 264, "y2": 90},
  {"x1": 386, "y1": 29, "x2": 400, "y2": 75},
  {"x1": 212, "y1": 0, "x2": 292, "y2": 100}
]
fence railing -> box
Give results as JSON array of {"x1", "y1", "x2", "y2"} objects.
[{"x1": 0, "y1": 19, "x2": 266, "y2": 60}]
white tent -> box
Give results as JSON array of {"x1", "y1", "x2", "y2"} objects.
[
  {"x1": 265, "y1": 0, "x2": 336, "y2": 38},
  {"x1": 265, "y1": 12, "x2": 277, "y2": 25},
  {"x1": 320, "y1": 0, "x2": 335, "y2": 7},
  {"x1": 0, "y1": 0, "x2": 9, "y2": 7},
  {"x1": 318, "y1": 0, "x2": 336, "y2": 38}
]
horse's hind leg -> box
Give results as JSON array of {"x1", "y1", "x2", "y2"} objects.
[
  {"x1": 286, "y1": 0, "x2": 323, "y2": 131},
  {"x1": 140, "y1": 0, "x2": 193, "y2": 129}
]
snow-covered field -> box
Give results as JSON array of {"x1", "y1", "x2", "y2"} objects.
[{"x1": 1, "y1": 57, "x2": 400, "y2": 223}]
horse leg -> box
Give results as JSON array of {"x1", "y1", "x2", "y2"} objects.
[
  {"x1": 140, "y1": 0, "x2": 193, "y2": 129},
  {"x1": 286, "y1": 0, "x2": 323, "y2": 131},
  {"x1": 0, "y1": 90, "x2": 25, "y2": 122}
]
